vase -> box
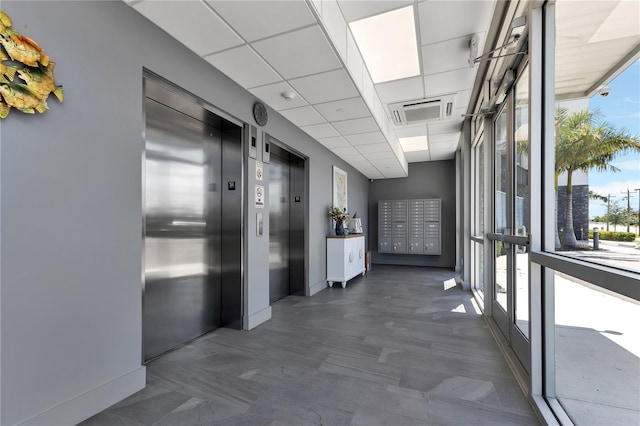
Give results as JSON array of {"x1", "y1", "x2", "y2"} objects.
[{"x1": 335, "y1": 220, "x2": 346, "y2": 236}]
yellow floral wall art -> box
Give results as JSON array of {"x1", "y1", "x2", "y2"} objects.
[{"x1": 0, "y1": 10, "x2": 63, "y2": 118}]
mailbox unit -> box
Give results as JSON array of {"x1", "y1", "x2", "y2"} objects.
[{"x1": 378, "y1": 199, "x2": 441, "y2": 255}]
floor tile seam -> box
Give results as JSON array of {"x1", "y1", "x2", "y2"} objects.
[
  {"x1": 347, "y1": 401, "x2": 430, "y2": 423},
  {"x1": 318, "y1": 361, "x2": 404, "y2": 384},
  {"x1": 95, "y1": 410, "x2": 148, "y2": 426},
  {"x1": 322, "y1": 353, "x2": 405, "y2": 374},
  {"x1": 167, "y1": 374, "x2": 266, "y2": 405}
]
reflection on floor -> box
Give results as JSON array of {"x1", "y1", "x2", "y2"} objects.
[{"x1": 82, "y1": 265, "x2": 539, "y2": 426}]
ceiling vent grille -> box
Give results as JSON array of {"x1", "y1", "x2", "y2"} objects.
[{"x1": 389, "y1": 94, "x2": 457, "y2": 125}]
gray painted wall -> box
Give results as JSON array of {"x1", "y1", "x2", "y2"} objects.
[
  {"x1": 0, "y1": 1, "x2": 368, "y2": 424},
  {"x1": 368, "y1": 161, "x2": 456, "y2": 268}
]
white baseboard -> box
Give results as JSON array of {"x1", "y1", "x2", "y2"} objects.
[
  {"x1": 19, "y1": 366, "x2": 146, "y2": 426},
  {"x1": 309, "y1": 280, "x2": 327, "y2": 296},
  {"x1": 247, "y1": 306, "x2": 271, "y2": 330}
]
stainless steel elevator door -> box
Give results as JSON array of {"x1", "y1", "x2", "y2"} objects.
[
  {"x1": 269, "y1": 153, "x2": 291, "y2": 303},
  {"x1": 143, "y1": 97, "x2": 221, "y2": 361}
]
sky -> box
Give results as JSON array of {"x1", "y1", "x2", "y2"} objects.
[{"x1": 587, "y1": 59, "x2": 640, "y2": 218}]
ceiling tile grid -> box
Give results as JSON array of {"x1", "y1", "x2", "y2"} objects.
[
  {"x1": 300, "y1": 123, "x2": 340, "y2": 139},
  {"x1": 251, "y1": 25, "x2": 342, "y2": 80},
  {"x1": 126, "y1": 0, "x2": 500, "y2": 179},
  {"x1": 204, "y1": 45, "x2": 282, "y2": 89},
  {"x1": 249, "y1": 82, "x2": 308, "y2": 111},
  {"x1": 316, "y1": 136, "x2": 351, "y2": 149},
  {"x1": 132, "y1": 1, "x2": 244, "y2": 56},
  {"x1": 278, "y1": 106, "x2": 327, "y2": 127},
  {"x1": 206, "y1": 0, "x2": 316, "y2": 43},
  {"x1": 346, "y1": 131, "x2": 386, "y2": 146},
  {"x1": 288, "y1": 69, "x2": 358, "y2": 105},
  {"x1": 313, "y1": 97, "x2": 370, "y2": 122}
]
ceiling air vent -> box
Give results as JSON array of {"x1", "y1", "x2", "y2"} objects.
[{"x1": 389, "y1": 94, "x2": 457, "y2": 125}]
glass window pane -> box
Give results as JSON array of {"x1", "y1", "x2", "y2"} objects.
[
  {"x1": 472, "y1": 241, "x2": 485, "y2": 298},
  {"x1": 553, "y1": 271, "x2": 640, "y2": 424},
  {"x1": 552, "y1": 1, "x2": 640, "y2": 272},
  {"x1": 479, "y1": 138, "x2": 485, "y2": 235},
  {"x1": 514, "y1": 245, "x2": 528, "y2": 338},
  {"x1": 495, "y1": 110, "x2": 508, "y2": 233},
  {"x1": 494, "y1": 241, "x2": 507, "y2": 311},
  {"x1": 515, "y1": 67, "x2": 529, "y2": 236}
]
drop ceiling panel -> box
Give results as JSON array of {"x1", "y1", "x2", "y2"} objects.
[
  {"x1": 249, "y1": 82, "x2": 307, "y2": 111},
  {"x1": 372, "y1": 158, "x2": 403, "y2": 167},
  {"x1": 331, "y1": 146, "x2": 360, "y2": 157},
  {"x1": 346, "y1": 30, "x2": 364, "y2": 90},
  {"x1": 207, "y1": 0, "x2": 316, "y2": 42},
  {"x1": 429, "y1": 132, "x2": 461, "y2": 146},
  {"x1": 393, "y1": 124, "x2": 427, "y2": 139},
  {"x1": 346, "y1": 131, "x2": 386, "y2": 145},
  {"x1": 316, "y1": 136, "x2": 350, "y2": 148},
  {"x1": 356, "y1": 143, "x2": 392, "y2": 154},
  {"x1": 339, "y1": 153, "x2": 367, "y2": 162},
  {"x1": 363, "y1": 150, "x2": 396, "y2": 160},
  {"x1": 332, "y1": 116, "x2": 379, "y2": 135},
  {"x1": 422, "y1": 36, "x2": 476, "y2": 75},
  {"x1": 300, "y1": 123, "x2": 339, "y2": 139},
  {"x1": 455, "y1": 90, "x2": 472, "y2": 111},
  {"x1": 204, "y1": 45, "x2": 281, "y2": 89},
  {"x1": 337, "y1": 0, "x2": 413, "y2": 23},
  {"x1": 132, "y1": 1, "x2": 244, "y2": 56},
  {"x1": 428, "y1": 120, "x2": 462, "y2": 136},
  {"x1": 322, "y1": 0, "x2": 348, "y2": 58},
  {"x1": 404, "y1": 151, "x2": 431, "y2": 162},
  {"x1": 279, "y1": 106, "x2": 326, "y2": 127},
  {"x1": 289, "y1": 69, "x2": 358, "y2": 104},
  {"x1": 356, "y1": 170, "x2": 380, "y2": 179},
  {"x1": 418, "y1": 0, "x2": 494, "y2": 46},
  {"x1": 424, "y1": 68, "x2": 476, "y2": 97},
  {"x1": 314, "y1": 97, "x2": 370, "y2": 122},
  {"x1": 375, "y1": 76, "x2": 425, "y2": 103},
  {"x1": 251, "y1": 25, "x2": 341, "y2": 79},
  {"x1": 382, "y1": 169, "x2": 409, "y2": 178}
]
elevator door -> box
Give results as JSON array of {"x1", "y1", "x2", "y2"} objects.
[
  {"x1": 269, "y1": 153, "x2": 290, "y2": 303},
  {"x1": 143, "y1": 80, "x2": 229, "y2": 361},
  {"x1": 268, "y1": 144, "x2": 305, "y2": 303}
]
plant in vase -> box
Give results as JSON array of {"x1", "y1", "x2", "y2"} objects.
[{"x1": 329, "y1": 206, "x2": 350, "y2": 236}]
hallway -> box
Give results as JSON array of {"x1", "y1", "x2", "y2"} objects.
[{"x1": 82, "y1": 266, "x2": 538, "y2": 425}]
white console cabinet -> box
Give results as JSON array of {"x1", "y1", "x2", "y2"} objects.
[{"x1": 326, "y1": 235, "x2": 365, "y2": 288}]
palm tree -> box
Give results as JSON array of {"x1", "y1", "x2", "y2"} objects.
[{"x1": 555, "y1": 108, "x2": 640, "y2": 247}]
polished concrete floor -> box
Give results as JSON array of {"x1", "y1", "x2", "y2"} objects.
[{"x1": 82, "y1": 265, "x2": 539, "y2": 425}]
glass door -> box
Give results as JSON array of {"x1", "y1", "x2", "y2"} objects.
[{"x1": 488, "y1": 63, "x2": 531, "y2": 371}]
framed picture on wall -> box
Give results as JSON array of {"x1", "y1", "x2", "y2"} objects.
[{"x1": 332, "y1": 165, "x2": 348, "y2": 212}]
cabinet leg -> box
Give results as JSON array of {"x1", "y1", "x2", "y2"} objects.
[
  {"x1": 341, "y1": 281, "x2": 346, "y2": 288},
  {"x1": 328, "y1": 281, "x2": 333, "y2": 288}
]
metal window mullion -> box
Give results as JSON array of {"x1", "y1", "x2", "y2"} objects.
[
  {"x1": 529, "y1": 1, "x2": 545, "y2": 399},
  {"x1": 530, "y1": 251, "x2": 640, "y2": 301},
  {"x1": 506, "y1": 91, "x2": 516, "y2": 329},
  {"x1": 485, "y1": 105, "x2": 494, "y2": 314}
]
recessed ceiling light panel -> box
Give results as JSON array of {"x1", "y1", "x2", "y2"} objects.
[
  {"x1": 349, "y1": 6, "x2": 420, "y2": 84},
  {"x1": 399, "y1": 135, "x2": 428, "y2": 152}
]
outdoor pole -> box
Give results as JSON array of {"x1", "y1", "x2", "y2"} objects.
[
  {"x1": 635, "y1": 188, "x2": 640, "y2": 235},
  {"x1": 606, "y1": 194, "x2": 612, "y2": 231},
  {"x1": 622, "y1": 189, "x2": 632, "y2": 233}
]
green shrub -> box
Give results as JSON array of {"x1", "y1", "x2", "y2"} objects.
[{"x1": 587, "y1": 230, "x2": 636, "y2": 242}]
